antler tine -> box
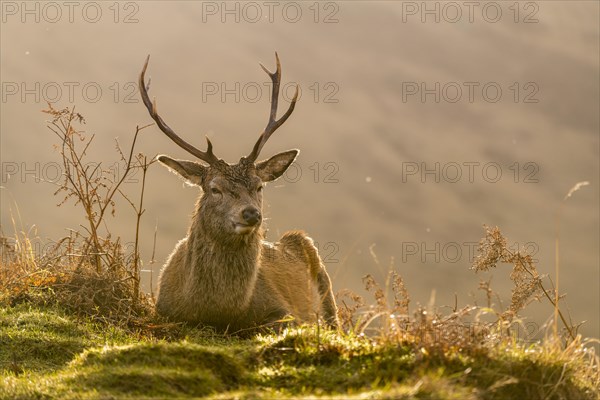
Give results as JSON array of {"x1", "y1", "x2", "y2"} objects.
[
  {"x1": 139, "y1": 55, "x2": 219, "y2": 165},
  {"x1": 247, "y1": 52, "x2": 299, "y2": 162}
]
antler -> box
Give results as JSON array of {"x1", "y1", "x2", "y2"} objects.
[
  {"x1": 246, "y1": 52, "x2": 299, "y2": 162},
  {"x1": 139, "y1": 55, "x2": 219, "y2": 165}
]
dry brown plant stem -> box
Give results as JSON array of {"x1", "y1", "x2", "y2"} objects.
[
  {"x1": 42, "y1": 104, "x2": 153, "y2": 308},
  {"x1": 114, "y1": 124, "x2": 154, "y2": 301}
]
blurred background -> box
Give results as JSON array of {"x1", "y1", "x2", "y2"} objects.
[{"x1": 1, "y1": 1, "x2": 598, "y2": 339}]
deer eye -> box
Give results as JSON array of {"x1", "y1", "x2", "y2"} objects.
[
  {"x1": 257, "y1": 185, "x2": 263, "y2": 193},
  {"x1": 210, "y1": 187, "x2": 222, "y2": 195}
]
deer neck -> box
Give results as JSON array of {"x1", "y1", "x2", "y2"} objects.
[{"x1": 186, "y1": 215, "x2": 263, "y2": 309}]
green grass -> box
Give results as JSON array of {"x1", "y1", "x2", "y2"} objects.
[{"x1": 1, "y1": 302, "x2": 597, "y2": 399}]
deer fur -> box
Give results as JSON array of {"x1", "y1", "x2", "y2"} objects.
[{"x1": 154, "y1": 155, "x2": 338, "y2": 332}]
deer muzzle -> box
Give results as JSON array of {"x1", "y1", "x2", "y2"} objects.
[{"x1": 233, "y1": 206, "x2": 262, "y2": 234}]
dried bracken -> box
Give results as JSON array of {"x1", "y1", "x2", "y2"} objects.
[
  {"x1": 363, "y1": 274, "x2": 386, "y2": 311},
  {"x1": 336, "y1": 289, "x2": 365, "y2": 330},
  {"x1": 332, "y1": 225, "x2": 584, "y2": 360},
  {"x1": 472, "y1": 225, "x2": 574, "y2": 339},
  {"x1": 473, "y1": 226, "x2": 542, "y2": 319},
  {"x1": 343, "y1": 269, "x2": 488, "y2": 356},
  {"x1": 391, "y1": 272, "x2": 410, "y2": 315}
]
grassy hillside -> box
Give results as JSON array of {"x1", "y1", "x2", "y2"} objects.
[
  {"x1": 1, "y1": 300, "x2": 598, "y2": 399},
  {"x1": 1, "y1": 107, "x2": 598, "y2": 399}
]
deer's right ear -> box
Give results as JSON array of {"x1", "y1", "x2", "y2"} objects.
[{"x1": 157, "y1": 155, "x2": 207, "y2": 186}]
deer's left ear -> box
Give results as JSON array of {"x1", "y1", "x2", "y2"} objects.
[{"x1": 256, "y1": 150, "x2": 299, "y2": 182}]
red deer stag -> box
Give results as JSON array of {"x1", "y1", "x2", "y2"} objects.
[{"x1": 139, "y1": 54, "x2": 338, "y2": 332}]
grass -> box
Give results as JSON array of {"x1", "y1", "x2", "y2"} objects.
[{"x1": 1, "y1": 302, "x2": 598, "y2": 399}]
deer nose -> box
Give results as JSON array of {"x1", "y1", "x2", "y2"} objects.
[{"x1": 242, "y1": 207, "x2": 261, "y2": 226}]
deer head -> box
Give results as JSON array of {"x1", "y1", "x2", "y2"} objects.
[{"x1": 139, "y1": 54, "x2": 299, "y2": 241}]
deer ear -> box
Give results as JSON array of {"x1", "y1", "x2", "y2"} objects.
[
  {"x1": 256, "y1": 150, "x2": 299, "y2": 182},
  {"x1": 157, "y1": 155, "x2": 207, "y2": 186}
]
